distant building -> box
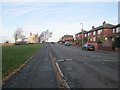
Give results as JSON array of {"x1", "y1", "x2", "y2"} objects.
[
  {"x1": 61, "y1": 35, "x2": 74, "y2": 42},
  {"x1": 28, "y1": 33, "x2": 39, "y2": 44}
]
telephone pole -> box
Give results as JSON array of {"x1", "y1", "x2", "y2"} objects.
[{"x1": 81, "y1": 23, "x2": 83, "y2": 46}]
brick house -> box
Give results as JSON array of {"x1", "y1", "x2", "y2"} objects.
[
  {"x1": 110, "y1": 23, "x2": 120, "y2": 51},
  {"x1": 61, "y1": 35, "x2": 74, "y2": 42},
  {"x1": 75, "y1": 21, "x2": 120, "y2": 51},
  {"x1": 110, "y1": 23, "x2": 120, "y2": 39},
  {"x1": 87, "y1": 21, "x2": 114, "y2": 44},
  {"x1": 75, "y1": 30, "x2": 87, "y2": 45}
]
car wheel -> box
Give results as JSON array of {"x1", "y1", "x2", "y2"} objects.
[{"x1": 86, "y1": 48, "x2": 88, "y2": 51}]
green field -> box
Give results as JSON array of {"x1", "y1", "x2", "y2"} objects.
[{"x1": 2, "y1": 44, "x2": 42, "y2": 78}]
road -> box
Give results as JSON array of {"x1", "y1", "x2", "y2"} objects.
[
  {"x1": 3, "y1": 43, "x2": 119, "y2": 88},
  {"x1": 50, "y1": 43, "x2": 119, "y2": 88}
]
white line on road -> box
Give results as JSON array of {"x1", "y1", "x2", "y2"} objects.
[
  {"x1": 66, "y1": 59, "x2": 73, "y2": 61},
  {"x1": 56, "y1": 62, "x2": 64, "y2": 77},
  {"x1": 58, "y1": 59, "x2": 64, "y2": 62},
  {"x1": 103, "y1": 60, "x2": 111, "y2": 62}
]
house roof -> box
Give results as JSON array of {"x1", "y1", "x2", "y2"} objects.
[
  {"x1": 75, "y1": 21, "x2": 119, "y2": 35},
  {"x1": 75, "y1": 30, "x2": 87, "y2": 35},
  {"x1": 88, "y1": 23, "x2": 114, "y2": 32},
  {"x1": 62, "y1": 35, "x2": 73, "y2": 39},
  {"x1": 110, "y1": 23, "x2": 120, "y2": 29},
  {"x1": 63, "y1": 35, "x2": 73, "y2": 37}
]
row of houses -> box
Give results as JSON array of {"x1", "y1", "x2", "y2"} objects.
[{"x1": 60, "y1": 21, "x2": 120, "y2": 51}]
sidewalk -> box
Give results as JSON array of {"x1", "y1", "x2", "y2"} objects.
[
  {"x1": 2, "y1": 45, "x2": 58, "y2": 88},
  {"x1": 95, "y1": 49, "x2": 119, "y2": 56}
]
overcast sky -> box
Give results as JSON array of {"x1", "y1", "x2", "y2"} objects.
[{"x1": 0, "y1": 0, "x2": 119, "y2": 43}]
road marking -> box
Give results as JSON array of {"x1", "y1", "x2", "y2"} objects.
[
  {"x1": 58, "y1": 59, "x2": 64, "y2": 62},
  {"x1": 96, "y1": 60, "x2": 111, "y2": 64},
  {"x1": 49, "y1": 50, "x2": 70, "y2": 88},
  {"x1": 58, "y1": 59, "x2": 73, "y2": 62},
  {"x1": 56, "y1": 62, "x2": 64, "y2": 77},
  {"x1": 103, "y1": 60, "x2": 111, "y2": 62},
  {"x1": 66, "y1": 59, "x2": 73, "y2": 61},
  {"x1": 53, "y1": 58, "x2": 56, "y2": 60}
]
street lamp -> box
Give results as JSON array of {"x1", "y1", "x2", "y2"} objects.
[{"x1": 80, "y1": 23, "x2": 83, "y2": 47}]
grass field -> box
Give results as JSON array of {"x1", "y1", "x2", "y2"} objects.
[{"x1": 2, "y1": 44, "x2": 42, "y2": 78}]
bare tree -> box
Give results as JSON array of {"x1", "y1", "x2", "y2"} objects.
[
  {"x1": 13, "y1": 27, "x2": 25, "y2": 43},
  {"x1": 40, "y1": 30, "x2": 52, "y2": 42}
]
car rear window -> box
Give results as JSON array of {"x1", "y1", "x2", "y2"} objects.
[{"x1": 88, "y1": 44, "x2": 94, "y2": 46}]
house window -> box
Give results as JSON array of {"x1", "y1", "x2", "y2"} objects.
[
  {"x1": 89, "y1": 32, "x2": 92, "y2": 36},
  {"x1": 88, "y1": 33, "x2": 90, "y2": 36},
  {"x1": 93, "y1": 31, "x2": 96, "y2": 35},
  {"x1": 113, "y1": 28, "x2": 116, "y2": 33},
  {"x1": 105, "y1": 37, "x2": 108, "y2": 40},
  {"x1": 116, "y1": 28, "x2": 120, "y2": 33},
  {"x1": 91, "y1": 32, "x2": 92, "y2": 35},
  {"x1": 85, "y1": 34, "x2": 87, "y2": 37},
  {"x1": 93, "y1": 37, "x2": 96, "y2": 41},
  {"x1": 98, "y1": 29, "x2": 102, "y2": 34},
  {"x1": 90, "y1": 38, "x2": 93, "y2": 41}
]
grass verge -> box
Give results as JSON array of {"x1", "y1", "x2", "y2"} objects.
[{"x1": 2, "y1": 44, "x2": 42, "y2": 79}]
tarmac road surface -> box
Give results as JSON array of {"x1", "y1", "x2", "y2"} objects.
[
  {"x1": 50, "y1": 43, "x2": 119, "y2": 88},
  {"x1": 2, "y1": 43, "x2": 119, "y2": 88}
]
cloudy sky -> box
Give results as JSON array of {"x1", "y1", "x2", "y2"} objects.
[{"x1": 0, "y1": 0, "x2": 119, "y2": 43}]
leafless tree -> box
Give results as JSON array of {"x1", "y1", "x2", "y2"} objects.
[
  {"x1": 13, "y1": 27, "x2": 25, "y2": 43},
  {"x1": 40, "y1": 30, "x2": 52, "y2": 42}
]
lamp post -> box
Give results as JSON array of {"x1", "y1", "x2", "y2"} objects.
[{"x1": 80, "y1": 23, "x2": 83, "y2": 47}]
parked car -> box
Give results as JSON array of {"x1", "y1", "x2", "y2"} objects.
[
  {"x1": 64, "y1": 41, "x2": 71, "y2": 46},
  {"x1": 82, "y1": 43, "x2": 94, "y2": 51},
  {"x1": 51, "y1": 42, "x2": 55, "y2": 44}
]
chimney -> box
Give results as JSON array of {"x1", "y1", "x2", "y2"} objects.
[
  {"x1": 92, "y1": 26, "x2": 95, "y2": 29},
  {"x1": 103, "y1": 21, "x2": 106, "y2": 25},
  {"x1": 30, "y1": 33, "x2": 32, "y2": 36}
]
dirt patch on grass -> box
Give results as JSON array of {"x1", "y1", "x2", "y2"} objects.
[{"x1": 0, "y1": 43, "x2": 15, "y2": 46}]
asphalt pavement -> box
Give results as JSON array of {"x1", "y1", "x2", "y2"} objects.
[
  {"x1": 2, "y1": 43, "x2": 119, "y2": 88},
  {"x1": 50, "y1": 43, "x2": 119, "y2": 88}
]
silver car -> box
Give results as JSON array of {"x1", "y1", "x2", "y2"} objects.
[{"x1": 64, "y1": 41, "x2": 71, "y2": 46}]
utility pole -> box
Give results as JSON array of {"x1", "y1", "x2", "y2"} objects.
[{"x1": 81, "y1": 23, "x2": 83, "y2": 47}]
